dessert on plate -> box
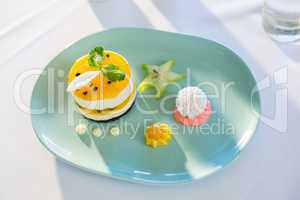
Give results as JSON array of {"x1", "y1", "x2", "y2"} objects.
[
  {"x1": 145, "y1": 123, "x2": 173, "y2": 148},
  {"x1": 67, "y1": 46, "x2": 136, "y2": 121},
  {"x1": 173, "y1": 86, "x2": 212, "y2": 126}
]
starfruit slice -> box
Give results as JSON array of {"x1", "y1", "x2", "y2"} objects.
[{"x1": 138, "y1": 59, "x2": 185, "y2": 98}]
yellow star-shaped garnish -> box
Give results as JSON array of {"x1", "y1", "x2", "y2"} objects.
[{"x1": 138, "y1": 60, "x2": 185, "y2": 98}]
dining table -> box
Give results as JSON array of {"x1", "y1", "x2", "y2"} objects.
[{"x1": 1, "y1": 0, "x2": 299, "y2": 199}]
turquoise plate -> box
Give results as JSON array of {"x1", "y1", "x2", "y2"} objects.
[{"x1": 31, "y1": 28, "x2": 260, "y2": 185}]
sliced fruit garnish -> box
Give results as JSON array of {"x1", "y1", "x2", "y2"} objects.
[
  {"x1": 67, "y1": 71, "x2": 100, "y2": 92},
  {"x1": 138, "y1": 60, "x2": 185, "y2": 98}
]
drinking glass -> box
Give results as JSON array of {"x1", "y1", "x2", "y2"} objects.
[{"x1": 263, "y1": 0, "x2": 300, "y2": 42}]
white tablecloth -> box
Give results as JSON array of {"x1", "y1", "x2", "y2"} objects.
[{"x1": 1, "y1": 0, "x2": 299, "y2": 199}]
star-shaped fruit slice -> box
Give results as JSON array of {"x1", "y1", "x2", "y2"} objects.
[{"x1": 138, "y1": 59, "x2": 185, "y2": 98}]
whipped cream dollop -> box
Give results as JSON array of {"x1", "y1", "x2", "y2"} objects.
[{"x1": 175, "y1": 86, "x2": 208, "y2": 119}]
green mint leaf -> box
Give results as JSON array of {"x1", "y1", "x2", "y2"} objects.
[
  {"x1": 88, "y1": 46, "x2": 104, "y2": 67},
  {"x1": 101, "y1": 64, "x2": 126, "y2": 82}
]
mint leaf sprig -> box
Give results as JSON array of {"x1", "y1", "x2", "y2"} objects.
[
  {"x1": 88, "y1": 46, "x2": 126, "y2": 82},
  {"x1": 101, "y1": 64, "x2": 126, "y2": 82},
  {"x1": 88, "y1": 46, "x2": 104, "y2": 67}
]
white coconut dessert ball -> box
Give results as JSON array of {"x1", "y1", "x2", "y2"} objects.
[{"x1": 175, "y1": 86, "x2": 208, "y2": 119}]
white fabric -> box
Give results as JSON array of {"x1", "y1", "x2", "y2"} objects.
[{"x1": 1, "y1": 0, "x2": 299, "y2": 199}]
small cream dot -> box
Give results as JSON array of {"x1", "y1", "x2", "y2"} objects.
[
  {"x1": 75, "y1": 123, "x2": 87, "y2": 135},
  {"x1": 92, "y1": 128, "x2": 102, "y2": 137},
  {"x1": 110, "y1": 127, "x2": 120, "y2": 136}
]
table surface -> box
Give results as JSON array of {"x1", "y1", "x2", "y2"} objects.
[{"x1": 1, "y1": 0, "x2": 299, "y2": 199}]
